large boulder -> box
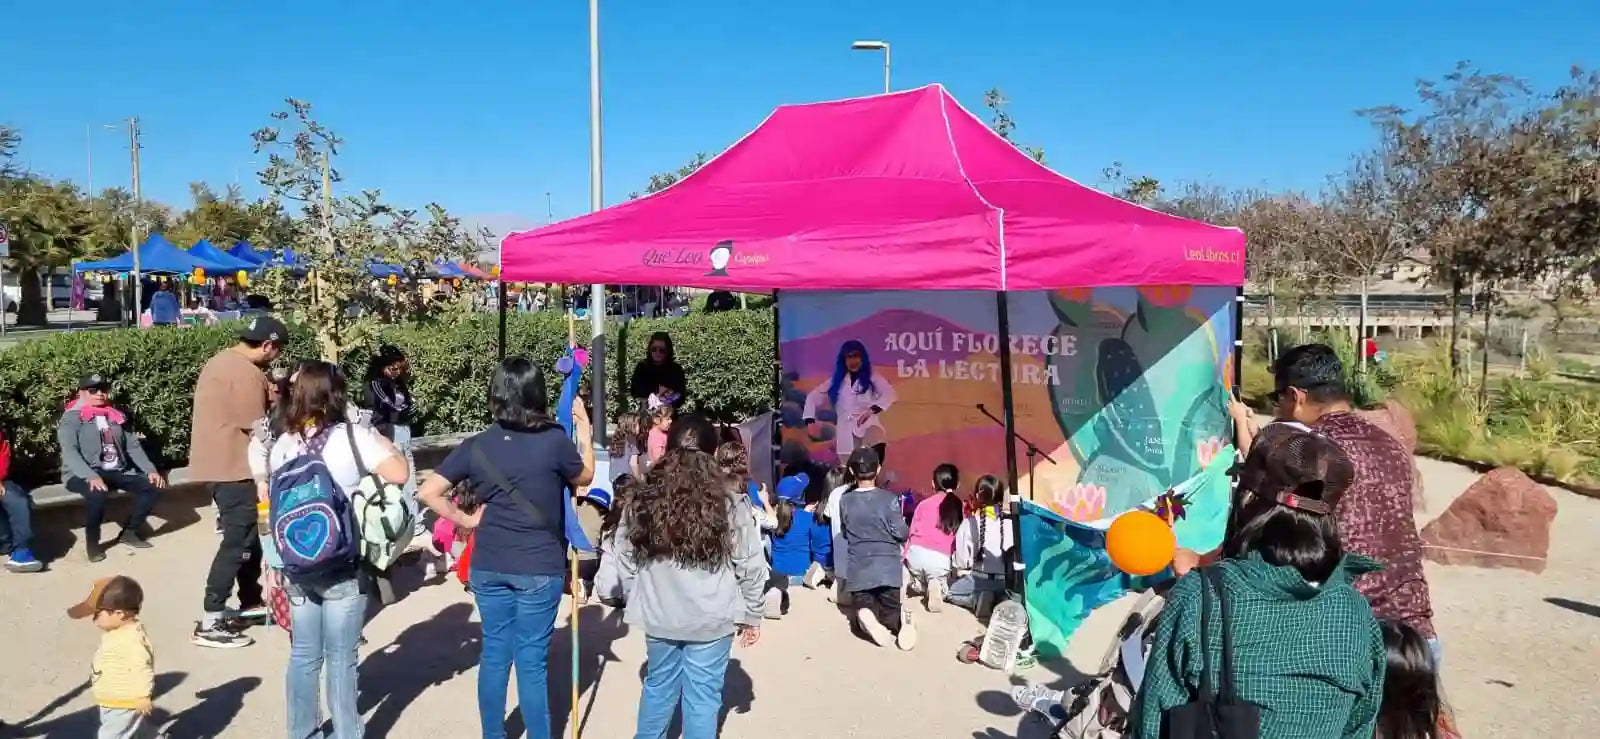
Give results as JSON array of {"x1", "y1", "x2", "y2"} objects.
[
  {"x1": 1421, "y1": 466, "x2": 1557, "y2": 573},
  {"x1": 1357, "y1": 399, "x2": 1418, "y2": 454},
  {"x1": 1356, "y1": 399, "x2": 1426, "y2": 511}
]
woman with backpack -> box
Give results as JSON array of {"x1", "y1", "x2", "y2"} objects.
[
  {"x1": 266, "y1": 362, "x2": 408, "y2": 739},
  {"x1": 415, "y1": 356, "x2": 595, "y2": 739},
  {"x1": 1131, "y1": 428, "x2": 1387, "y2": 739}
]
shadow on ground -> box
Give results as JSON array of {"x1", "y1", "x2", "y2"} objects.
[
  {"x1": 359, "y1": 602, "x2": 482, "y2": 737},
  {"x1": 30, "y1": 482, "x2": 209, "y2": 562},
  {"x1": 8, "y1": 671, "x2": 261, "y2": 738},
  {"x1": 1545, "y1": 597, "x2": 1600, "y2": 619}
]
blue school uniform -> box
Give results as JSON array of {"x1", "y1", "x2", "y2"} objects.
[{"x1": 770, "y1": 509, "x2": 832, "y2": 577}]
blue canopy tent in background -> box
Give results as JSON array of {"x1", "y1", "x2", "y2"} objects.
[
  {"x1": 73, "y1": 234, "x2": 236, "y2": 275},
  {"x1": 187, "y1": 240, "x2": 257, "y2": 272},
  {"x1": 225, "y1": 240, "x2": 270, "y2": 266}
]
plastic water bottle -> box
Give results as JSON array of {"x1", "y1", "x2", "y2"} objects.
[{"x1": 980, "y1": 597, "x2": 1030, "y2": 673}]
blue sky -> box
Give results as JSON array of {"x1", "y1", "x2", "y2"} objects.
[{"x1": 7, "y1": 1, "x2": 1596, "y2": 239}]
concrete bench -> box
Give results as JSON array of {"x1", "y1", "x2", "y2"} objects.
[{"x1": 30, "y1": 430, "x2": 477, "y2": 510}]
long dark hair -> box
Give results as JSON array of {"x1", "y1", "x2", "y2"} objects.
[
  {"x1": 1223, "y1": 428, "x2": 1354, "y2": 584},
  {"x1": 971, "y1": 475, "x2": 1005, "y2": 562},
  {"x1": 490, "y1": 356, "x2": 554, "y2": 430},
  {"x1": 814, "y1": 464, "x2": 850, "y2": 526},
  {"x1": 283, "y1": 361, "x2": 349, "y2": 436},
  {"x1": 600, "y1": 474, "x2": 639, "y2": 543},
  {"x1": 1377, "y1": 620, "x2": 1446, "y2": 739},
  {"x1": 932, "y1": 463, "x2": 964, "y2": 535},
  {"x1": 628, "y1": 413, "x2": 736, "y2": 569},
  {"x1": 827, "y1": 339, "x2": 876, "y2": 408}
]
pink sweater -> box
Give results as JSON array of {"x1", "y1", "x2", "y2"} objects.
[{"x1": 907, "y1": 492, "x2": 957, "y2": 556}]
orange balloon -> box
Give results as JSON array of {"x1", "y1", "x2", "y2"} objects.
[{"x1": 1105, "y1": 509, "x2": 1177, "y2": 576}]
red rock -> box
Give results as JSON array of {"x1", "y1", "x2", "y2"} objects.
[
  {"x1": 1357, "y1": 399, "x2": 1418, "y2": 454},
  {"x1": 1421, "y1": 467, "x2": 1557, "y2": 573}
]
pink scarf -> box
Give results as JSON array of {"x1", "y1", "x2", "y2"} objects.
[{"x1": 64, "y1": 398, "x2": 126, "y2": 425}]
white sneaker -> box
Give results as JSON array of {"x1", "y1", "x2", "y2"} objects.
[
  {"x1": 856, "y1": 608, "x2": 893, "y2": 647},
  {"x1": 927, "y1": 579, "x2": 946, "y2": 613},
  {"x1": 829, "y1": 580, "x2": 854, "y2": 607},
  {"x1": 897, "y1": 605, "x2": 918, "y2": 651},
  {"x1": 802, "y1": 562, "x2": 827, "y2": 589},
  {"x1": 762, "y1": 589, "x2": 784, "y2": 619}
]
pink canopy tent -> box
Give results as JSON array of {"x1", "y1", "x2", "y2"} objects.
[{"x1": 500, "y1": 83, "x2": 1244, "y2": 291}]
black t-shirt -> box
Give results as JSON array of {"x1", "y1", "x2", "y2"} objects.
[{"x1": 435, "y1": 423, "x2": 583, "y2": 577}]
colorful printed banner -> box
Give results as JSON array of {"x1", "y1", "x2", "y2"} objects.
[{"x1": 777, "y1": 287, "x2": 1237, "y2": 650}]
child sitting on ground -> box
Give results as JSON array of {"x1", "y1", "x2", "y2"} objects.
[
  {"x1": 948, "y1": 475, "x2": 1011, "y2": 618},
  {"x1": 838, "y1": 448, "x2": 915, "y2": 650},
  {"x1": 68, "y1": 575, "x2": 163, "y2": 739},
  {"x1": 905, "y1": 463, "x2": 965, "y2": 612},
  {"x1": 1378, "y1": 620, "x2": 1460, "y2": 739},
  {"x1": 763, "y1": 471, "x2": 831, "y2": 619}
]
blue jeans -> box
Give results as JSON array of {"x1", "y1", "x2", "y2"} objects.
[
  {"x1": 634, "y1": 635, "x2": 733, "y2": 739},
  {"x1": 471, "y1": 569, "x2": 563, "y2": 739},
  {"x1": 286, "y1": 576, "x2": 366, "y2": 739},
  {"x1": 0, "y1": 481, "x2": 33, "y2": 554}
]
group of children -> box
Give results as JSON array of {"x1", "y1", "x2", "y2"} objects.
[{"x1": 717, "y1": 443, "x2": 1020, "y2": 653}]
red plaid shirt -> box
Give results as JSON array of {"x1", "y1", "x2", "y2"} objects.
[{"x1": 1314, "y1": 411, "x2": 1436, "y2": 638}]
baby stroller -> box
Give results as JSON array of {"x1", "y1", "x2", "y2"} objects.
[{"x1": 1012, "y1": 588, "x2": 1166, "y2": 738}]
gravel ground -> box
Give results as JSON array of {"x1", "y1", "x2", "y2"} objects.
[{"x1": 2, "y1": 456, "x2": 1592, "y2": 738}]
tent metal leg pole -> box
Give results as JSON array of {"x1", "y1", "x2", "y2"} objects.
[
  {"x1": 1233, "y1": 287, "x2": 1245, "y2": 389},
  {"x1": 497, "y1": 279, "x2": 509, "y2": 360},
  {"x1": 994, "y1": 291, "x2": 1025, "y2": 607}
]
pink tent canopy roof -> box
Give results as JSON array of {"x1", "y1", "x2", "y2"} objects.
[{"x1": 501, "y1": 84, "x2": 1244, "y2": 292}]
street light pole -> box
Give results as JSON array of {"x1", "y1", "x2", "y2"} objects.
[
  {"x1": 128, "y1": 117, "x2": 143, "y2": 324},
  {"x1": 851, "y1": 40, "x2": 891, "y2": 93},
  {"x1": 588, "y1": 0, "x2": 608, "y2": 453}
]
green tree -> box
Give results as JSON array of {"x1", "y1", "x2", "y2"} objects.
[
  {"x1": 253, "y1": 98, "x2": 488, "y2": 360},
  {"x1": 1319, "y1": 148, "x2": 1410, "y2": 371},
  {"x1": 983, "y1": 88, "x2": 1046, "y2": 163},
  {"x1": 0, "y1": 179, "x2": 94, "y2": 324},
  {"x1": 628, "y1": 153, "x2": 709, "y2": 199},
  {"x1": 1100, "y1": 162, "x2": 1162, "y2": 205}
]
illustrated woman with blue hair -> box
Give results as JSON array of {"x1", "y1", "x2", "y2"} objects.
[{"x1": 802, "y1": 339, "x2": 897, "y2": 464}]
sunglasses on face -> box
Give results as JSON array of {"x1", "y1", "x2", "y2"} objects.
[
  {"x1": 87, "y1": 387, "x2": 110, "y2": 395},
  {"x1": 650, "y1": 346, "x2": 667, "y2": 354}
]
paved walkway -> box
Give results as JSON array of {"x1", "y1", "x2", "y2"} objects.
[{"x1": 4, "y1": 457, "x2": 1597, "y2": 737}]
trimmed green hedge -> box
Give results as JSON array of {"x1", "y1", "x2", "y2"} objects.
[{"x1": 0, "y1": 310, "x2": 775, "y2": 484}]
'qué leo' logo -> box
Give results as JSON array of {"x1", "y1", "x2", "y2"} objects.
[{"x1": 641, "y1": 240, "x2": 769, "y2": 276}]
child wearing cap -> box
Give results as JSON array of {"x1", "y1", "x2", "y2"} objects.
[
  {"x1": 762, "y1": 471, "x2": 832, "y2": 619},
  {"x1": 570, "y1": 486, "x2": 612, "y2": 604},
  {"x1": 68, "y1": 575, "x2": 163, "y2": 739}
]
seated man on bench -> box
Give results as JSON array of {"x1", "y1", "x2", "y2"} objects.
[{"x1": 59, "y1": 373, "x2": 167, "y2": 563}]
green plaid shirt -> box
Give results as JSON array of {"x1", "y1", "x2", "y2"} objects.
[{"x1": 1133, "y1": 553, "x2": 1387, "y2": 739}]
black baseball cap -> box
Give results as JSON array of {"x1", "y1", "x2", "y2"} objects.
[
  {"x1": 239, "y1": 315, "x2": 289, "y2": 345},
  {"x1": 79, "y1": 373, "x2": 111, "y2": 390}
]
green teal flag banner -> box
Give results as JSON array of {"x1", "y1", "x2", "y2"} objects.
[{"x1": 1020, "y1": 448, "x2": 1235, "y2": 660}]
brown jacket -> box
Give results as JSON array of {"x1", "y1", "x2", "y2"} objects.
[{"x1": 188, "y1": 348, "x2": 269, "y2": 482}]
